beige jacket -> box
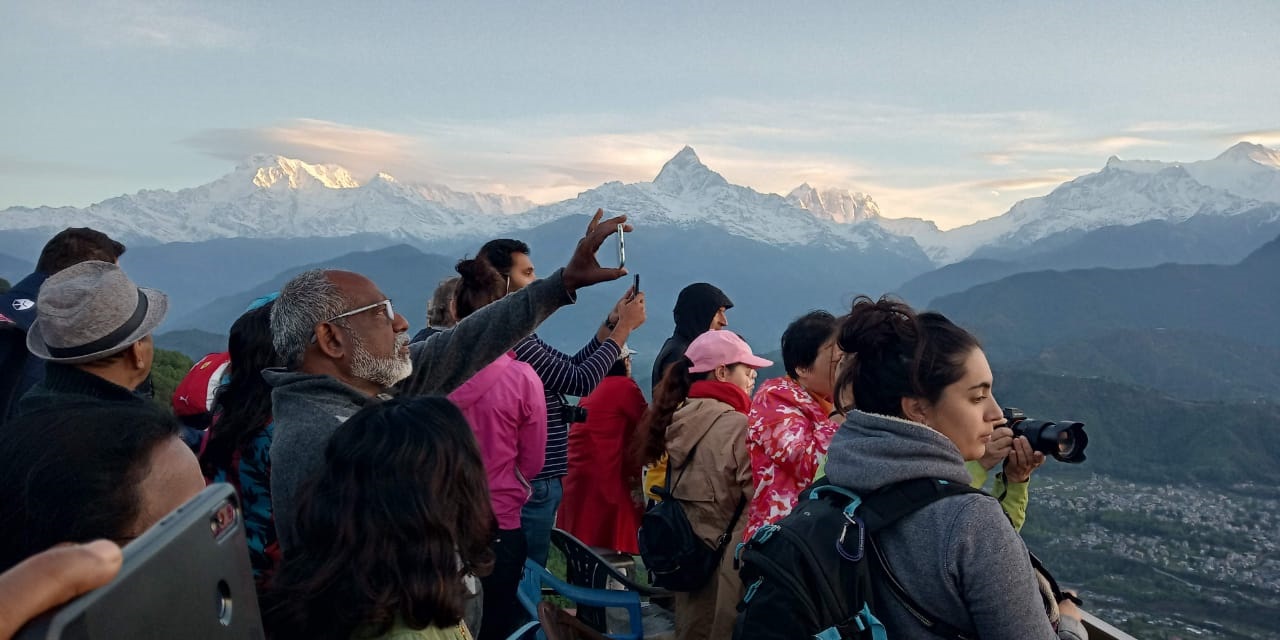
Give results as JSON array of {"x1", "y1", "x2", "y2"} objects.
[
  {"x1": 664, "y1": 396, "x2": 754, "y2": 640},
  {"x1": 663, "y1": 397, "x2": 753, "y2": 547}
]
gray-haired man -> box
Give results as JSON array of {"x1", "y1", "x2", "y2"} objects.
[{"x1": 267, "y1": 211, "x2": 633, "y2": 553}]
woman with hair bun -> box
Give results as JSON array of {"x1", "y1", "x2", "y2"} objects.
[
  {"x1": 760, "y1": 296, "x2": 1085, "y2": 639},
  {"x1": 445, "y1": 257, "x2": 547, "y2": 640}
]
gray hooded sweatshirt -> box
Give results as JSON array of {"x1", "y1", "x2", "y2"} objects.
[
  {"x1": 268, "y1": 270, "x2": 575, "y2": 552},
  {"x1": 825, "y1": 411, "x2": 1087, "y2": 640}
]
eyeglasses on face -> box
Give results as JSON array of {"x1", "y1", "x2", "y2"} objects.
[
  {"x1": 326, "y1": 299, "x2": 394, "y2": 323},
  {"x1": 310, "y1": 299, "x2": 395, "y2": 344}
]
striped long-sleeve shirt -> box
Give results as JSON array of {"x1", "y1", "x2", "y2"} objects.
[{"x1": 514, "y1": 333, "x2": 621, "y2": 480}]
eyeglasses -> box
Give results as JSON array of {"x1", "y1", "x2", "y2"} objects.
[
  {"x1": 311, "y1": 299, "x2": 395, "y2": 344},
  {"x1": 326, "y1": 299, "x2": 394, "y2": 323}
]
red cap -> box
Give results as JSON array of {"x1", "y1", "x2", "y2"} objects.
[{"x1": 172, "y1": 352, "x2": 231, "y2": 417}]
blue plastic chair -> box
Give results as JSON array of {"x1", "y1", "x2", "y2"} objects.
[
  {"x1": 517, "y1": 559, "x2": 645, "y2": 640},
  {"x1": 504, "y1": 620, "x2": 541, "y2": 640}
]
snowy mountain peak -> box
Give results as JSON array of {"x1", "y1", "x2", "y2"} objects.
[
  {"x1": 1215, "y1": 141, "x2": 1280, "y2": 168},
  {"x1": 237, "y1": 154, "x2": 361, "y2": 190},
  {"x1": 652, "y1": 146, "x2": 728, "y2": 194},
  {"x1": 786, "y1": 184, "x2": 882, "y2": 224}
]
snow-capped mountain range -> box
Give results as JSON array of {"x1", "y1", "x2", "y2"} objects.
[
  {"x1": 516, "y1": 147, "x2": 919, "y2": 254},
  {"x1": 2, "y1": 143, "x2": 1277, "y2": 265},
  {"x1": 924, "y1": 142, "x2": 1280, "y2": 262}
]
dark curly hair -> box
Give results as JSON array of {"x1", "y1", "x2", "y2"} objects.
[
  {"x1": 201, "y1": 301, "x2": 280, "y2": 478},
  {"x1": 833, "y1": 295, "x2": 980, "y2": 417},
  {"x1": 453, "y1": 257, "x2": 506, "y2": 320},
  {"x1": 264, "y1": 396, "x2": 495, "y2": 640}
]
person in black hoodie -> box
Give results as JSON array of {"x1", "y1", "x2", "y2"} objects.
[{"x1": 650, "y1": 283, "x2": 733, "y2": 391}]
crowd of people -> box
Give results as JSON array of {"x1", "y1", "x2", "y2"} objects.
[{"x1": 0, "y1": 214, "x2": 1084, "y2": 640}]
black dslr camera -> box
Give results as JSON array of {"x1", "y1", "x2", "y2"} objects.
[
  {"x1": 561, "y1": 404, "x2": 589, "y2": 424},
  {"x1": 1002, "y1": 407, "x2": 1088, "y2": 464}
]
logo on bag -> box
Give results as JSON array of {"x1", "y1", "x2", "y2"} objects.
[{"x1": 12, "y1": 299, "x2": 34, "y2": 311}]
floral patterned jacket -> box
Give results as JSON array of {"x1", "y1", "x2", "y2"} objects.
[{"x1": 744, "y1": 377, "x2": 841, "y2": 540}]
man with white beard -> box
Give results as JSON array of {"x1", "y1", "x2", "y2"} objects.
[{"x1": 265, "y1": 211, "x2": 632, "y2": 555}]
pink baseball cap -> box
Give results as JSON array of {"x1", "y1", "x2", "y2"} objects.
[{"x1": 686, "y1": 330, "x2": 773, "y2": 373}]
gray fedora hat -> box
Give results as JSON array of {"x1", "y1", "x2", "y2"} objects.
[{"x1": 27, "y1": 261, "x2": 169, "y2": 365}]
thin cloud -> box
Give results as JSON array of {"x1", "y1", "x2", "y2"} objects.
[
  {"x1": 974, "y1": 176, "x2": 1075, "y2": 192},
  {"x1": 982, "y1": 134, "x2": 1168, "y2": 166},
  {"x1": 182, "y1": 119, "x2": 424, "y2": 177},
  {"x1": 1125, "y1": 120, "x2": 1230, "y2": 134},
  {"x1": 1219, "y1": 129, "x2": 1280, "y2": 147},
  {"x1": 38, "y1": 0, "x2": 247, "y2": 49}
]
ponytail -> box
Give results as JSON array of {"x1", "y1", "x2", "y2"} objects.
[{"x1": 632, "y1": 356, "x2": 700, "y2": 467}]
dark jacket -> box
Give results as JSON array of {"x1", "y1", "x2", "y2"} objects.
[
  {"x1": 410, "y1": 326, "x2": 446, "y2": 344},
  {"x1": 268, "y1": 269, "x2": 576, "y2": 553},
  {"x1": 17, "y1": 361, "x2": 150, "y2": 416},
  {"x1": 0, "y1": 272, "x2": 48, "y2": 423},
  {"x1": 650, "y1": 283, "x2": 733, "y2": 390},
  {"x1": 823, "y1": 411, "x2": 1087, "y2": 640}
]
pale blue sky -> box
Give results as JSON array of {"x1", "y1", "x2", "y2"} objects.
[{"x1": 1, "y1": 0, "x2": 1277, "y2": 228}]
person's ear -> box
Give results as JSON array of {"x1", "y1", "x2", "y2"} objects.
[
  {"x1": 713, "y1": 365, "x2": 730, "y2": 383},
  {"x1": 901, "y1": 396, "x2": 931, "y2": 426},
  {"x1": 128, "y1": 342, "x2": 146, "y2": 370},
  {"x1": 313, "y1": 323, "x2": 347, "y2": 359}
]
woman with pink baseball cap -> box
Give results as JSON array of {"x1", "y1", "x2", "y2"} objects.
[{"x1": 634, "y1": 330, "x2": 772, "y2": 640}]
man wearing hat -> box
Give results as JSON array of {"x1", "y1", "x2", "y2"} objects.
[
  {"x1": 17, "y1": 261, "x2": 168, "y2": 416},
  {"x1": 0, "y1": 227, "x2": 126, "y2": 424}
]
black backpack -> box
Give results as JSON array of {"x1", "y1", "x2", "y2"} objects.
[
  {"x1": 638, "y1": 441, "x2": 746, "y2": 592},
  {"x1": 733, "y1": 477, "x2": 982, "y2": 640}
]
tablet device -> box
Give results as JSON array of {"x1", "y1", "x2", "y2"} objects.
[{"x1": 17, "y1": 483, "x2": 265, "y2": 639}]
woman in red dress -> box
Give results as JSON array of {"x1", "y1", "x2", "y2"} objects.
[{"x1": 558, "y1": 346, "x2": 647, "y2": 553}]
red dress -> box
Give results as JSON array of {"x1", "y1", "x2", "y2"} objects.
[{"x1": 558, "y1": 375, "x2": 648, "y2": 553}]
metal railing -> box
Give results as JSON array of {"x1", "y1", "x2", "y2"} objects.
[{"x1": 1081, "y1": 610, "x2": 1140, "y2": 640}]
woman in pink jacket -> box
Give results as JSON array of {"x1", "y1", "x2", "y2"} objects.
[
  {"x1": 744, "y1": 311, "x2": 843, "y2": 540},
  {"x1": 446, "y1": 257, "x2": 547, "y2": 640}
]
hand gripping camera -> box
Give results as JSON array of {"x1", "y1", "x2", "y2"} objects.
[{"x1": 1002, "y1": 407, "x2": 1088, "y2": 464}]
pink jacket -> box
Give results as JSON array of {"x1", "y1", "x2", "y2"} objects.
[
  {"x1": 448, "y1": 353, "x2": 547, "y2": 530},
  {"x1": 744, "y1": 376, "x2": 840, "y2": 540}
]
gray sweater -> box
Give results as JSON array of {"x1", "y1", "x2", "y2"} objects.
[
  {"x1": 825, "y1": 411, "x2": 1087, "y2": 640},
  {"x1": 268, "y1": 270, "x2": 575, "y2": 552}
]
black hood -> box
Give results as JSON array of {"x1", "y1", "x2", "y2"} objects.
[{"x1": 672, "y1": 283, "x2": 733, "y2": 342}]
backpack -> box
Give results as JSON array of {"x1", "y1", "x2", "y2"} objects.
[
  {"x1": 733, "y1": 477, "x2": 983, "y2": 640},
  {"x1": 637, "y1": 441, "x2": 746, "y2": 592}
]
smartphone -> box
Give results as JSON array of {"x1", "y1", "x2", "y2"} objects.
[
  {"x1": 17, "y1": 484, "x2": 265, "y2": 640},
  {"x1": 616, "y1": 223, "x2": 626, "y2": 269},
  {"x1": 632, "y1": 274, "x2": 640, "y2": 299}
]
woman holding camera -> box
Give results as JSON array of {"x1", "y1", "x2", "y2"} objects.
[{"x1": 807, "y1": 296, "x2": 1083, "y2": 639}]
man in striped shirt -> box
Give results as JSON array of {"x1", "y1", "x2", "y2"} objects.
[{"x1": 478, "y1": 238, "x2": 647, "y2": 565}]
